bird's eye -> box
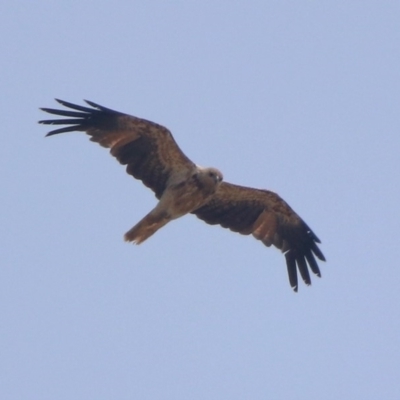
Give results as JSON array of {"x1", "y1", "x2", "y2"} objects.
[{"x1": 209, "y1": 172, "x2": 214, "y2": 177}]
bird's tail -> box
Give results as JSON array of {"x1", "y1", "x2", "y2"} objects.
[{"x1": 124, "y1": 211, "x2": 170, "y2": 244}]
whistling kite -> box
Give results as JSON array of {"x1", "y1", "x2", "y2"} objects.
[{"x1": 39, "y1": 99, "x2": 325, "y2": 291}]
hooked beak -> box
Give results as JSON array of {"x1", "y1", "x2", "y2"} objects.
[{"x1": 215, "y1": 174, "x2": 223, "y2": 184}]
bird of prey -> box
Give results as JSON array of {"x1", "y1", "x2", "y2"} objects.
[{"x1": 39, "y1": 99, "x2": 325, "y2": 291}]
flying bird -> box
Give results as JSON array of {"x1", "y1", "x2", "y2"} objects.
[{"x1": 39, "y1": 99, "x2": 325, "y2": 291}]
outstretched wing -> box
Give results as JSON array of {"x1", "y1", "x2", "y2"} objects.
[
  {"x1": 193, "y1": 182, "x2": 326, "y2": 291},
  {"x1": 39, "y1": 99, "x2": 195, "y2": 198}
]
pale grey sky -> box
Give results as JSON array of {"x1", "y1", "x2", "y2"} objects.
[{"x1": 1, "y1": 2, "x2": 399, "y2": 399}]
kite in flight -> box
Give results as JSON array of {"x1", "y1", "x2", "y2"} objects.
[{"x1": 39, "y1": 99, "x2": 325, "y2": 291}]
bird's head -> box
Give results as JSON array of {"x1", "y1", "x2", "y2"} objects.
[
  {"x1": 204, "y1": 167, "x2": 223, "y2": 185},
  {"x1": 207, "y1": 168, "x2": 224, "y2": 185},
  {"x1": 194, "y1": 167, "x2": 223, "y2": 192}
]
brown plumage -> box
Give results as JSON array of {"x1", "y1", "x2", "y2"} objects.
[{"x1": 39, "y1": 99, "x2": 326, "y2": 291}]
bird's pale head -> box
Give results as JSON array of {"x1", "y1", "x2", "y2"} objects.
[
  {"x1": 195, "y1": 167, "x2": 223, "y2": 192},
  {"x1": 203, "y1": 167, "x2": 223, "y2": 185}
]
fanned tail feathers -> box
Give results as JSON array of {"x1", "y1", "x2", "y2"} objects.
[{"x1": 124, "y1": 212, "x2": 170, "y2": 244}]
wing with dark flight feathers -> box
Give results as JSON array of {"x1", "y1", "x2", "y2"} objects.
[
  {"x1": 193, "y1": 182, "x2": 326, "y2": 291},
  {"x1": 39, "y1": 99, "x2": 195, "y2": 198}
]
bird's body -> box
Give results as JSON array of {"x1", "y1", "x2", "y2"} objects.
[
  {"x1": 125, "y1": 166, "x2": 223, "y2": 243},
  {"x1": 39, "y1": 99, "x2": 325, "y2": 291}
]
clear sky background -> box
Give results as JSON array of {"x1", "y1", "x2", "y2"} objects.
[{"x1": 1, "y1": 2, "x2": 399, "y2": 399}]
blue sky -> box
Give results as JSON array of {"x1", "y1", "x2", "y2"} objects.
[{"x1": 1, "y1": 2, "x2": 400, "y2": 399}]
